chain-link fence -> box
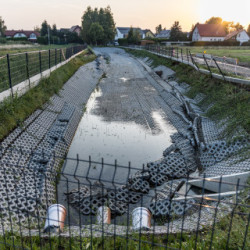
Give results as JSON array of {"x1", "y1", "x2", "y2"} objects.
[
  {"x1": 0, "y1": 147, "x2": 249, "y2": 249},
  {"x1": 0, "y1": 45, "x2": 87, "y2": 96},
  {"x1": 125, "y1": 45, "x2": 250, "y2": 86}
]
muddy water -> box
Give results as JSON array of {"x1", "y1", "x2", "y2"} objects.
[
  {"x1": 58, "y1": 86, "x2": 176, "y2": 225},
  {"x1": 58, "y1": 47, "x2": 177, "y2": 225}
]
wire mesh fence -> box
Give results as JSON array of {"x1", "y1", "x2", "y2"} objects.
[
  {"x1": 0, "y1": 147, "x2": 249, "y2": 249},
  {"x1": 126, "y1": 45, "x2": 250, "y2": 85},
  {"x1": 0, "y1": 45, "x2": 87, "y2": 95}
]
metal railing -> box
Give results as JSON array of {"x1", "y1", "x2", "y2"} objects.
[
  {"x1": 0, "y1": 147, "x2": 249, "y2": 249},
  {"x1": 0, "y1": 45, "x2": 87, "y2": 97},
  {"x1": 125, "y1": 45, "x2": 250, "y2": 87}
]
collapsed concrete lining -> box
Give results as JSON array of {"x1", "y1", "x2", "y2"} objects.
[{"x1": 0, "y1": 47, "x2": 249, "y2": 235}]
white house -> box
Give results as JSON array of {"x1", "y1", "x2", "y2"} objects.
[
  {"x1": 5, "y1": 30, "x2": 40, "y2": 41},
  {"x1": 224, "y1": 30, "x2": 250, "y2": 44},
  {"x1": 115, "y1": 27, "x2": 146, "y2": 41},
  {"x1": 192, "y1": 24, "x2": 226, "y2": 42}
]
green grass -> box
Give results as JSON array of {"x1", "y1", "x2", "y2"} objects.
[
  {"x1": 0, "y1": 45, "x2": 83, "y2": 93},
  {"x1": 179, "y1": 46, "x2": 250, "y2": 64},
  {"x1": 0, "y1": 49, "x2": 96, "y2": 141},
  {"x1": 0, "y1": 44, "x2": 79, "y2": 56},
  {"x1": 125, "y1": 48, "x2": 250, "y2": 138}
]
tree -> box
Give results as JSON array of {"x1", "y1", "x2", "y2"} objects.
[
  {"x1": 205, "y1": 17, "x2": 223, "y2": 25},
  {"x1": 34, "y1": 26, "x2": 40, "y2": 32},
  {"x1": 189, "y1": 24, "x2": 196, "y2": 41},
  {"x1": 127, "y1": 27, "x2": 141, "y2": 44},
  {"x1": 247, "y1": 24, "x2": 250, "y2": 35},
  {"x1": 233, "y1": 22, "x2": 244, "y2": 31},
  {"x1": 41, "y1": 20, "x2": 50, "y2": 36},
  {"x1": 155, "y1": 24, "x2": 162, "y2": 35},
  {"x1": 170, "y1": 21, "x2": 184, "y2": 41},
  {"x1": 0, "y1": 16, "x2": 7, "y2": 37},
  {"x1": 51, "y1": 24, "x2": 57, "y2": 36},
  {"x1": 81, "y1": 6, "x2": 116, "y2": 44},
  {"x1": 205, "y1": 17, "x2": 234, "y2": 34},
  {"x1": 89, "y1": 22, "x2": 104, "y2": 45}
]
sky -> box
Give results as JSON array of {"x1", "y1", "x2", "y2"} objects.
[{"x1": 1, "y1": 0, "x2": 250, "y2": 32}]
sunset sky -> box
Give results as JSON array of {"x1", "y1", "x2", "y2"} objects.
[{"x1": 1, "y1": 0, "x2": 250, "y2": 32}]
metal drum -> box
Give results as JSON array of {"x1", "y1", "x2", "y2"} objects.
[
  {"x1": 96, "y1": 206, "x2": 111, "y2": 225},
  {"x1": 132, "y1": 207, "x2": 151, "y2": 230},
  {"x1": 44, "y1": 204, "x2": 66, "y2": 233}
]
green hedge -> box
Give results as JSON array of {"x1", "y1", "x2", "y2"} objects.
[
  {"x1": 241, "y1": 41, "x2": 250, "y2": 46},
  {"x1": 0, "y1": 37, "x2": 6, "y2": 44},
  {"x1": 190, "y1": 41, "x2": 240, "y2": 46},
  {"x1": 6, "y1": 37, "x2": 28, "y2": 41},
  {"x1": 118, "y1": 38, "x2": 128, "y2": 46}
]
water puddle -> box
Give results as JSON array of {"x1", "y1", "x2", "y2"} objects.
[{"x1": 58, "y1": 85, "x2": 177, "y2": 225}]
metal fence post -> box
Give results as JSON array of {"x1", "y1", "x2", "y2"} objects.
[
  {"x1": 213, "y1": 58, "x2": 226, "y2": 81},
  {"x1": 6, "y1": 54, "x2": 14, "y2": 98},
  {"x1": 203, "y1": 54, "x2": 212, "y2": 77},
  {"x1": 55, "y1": 49, "x2": 57, "y2": 66},
  {"x1": 25, "y1": 53, "x2": 30, "y2": 88},
  {"x1": 189, "y1": 51, "x2": 199, "y2": 70},
  {"x1": 181, "y1": 49, "x2": 183, "y2": 62},
  {"x1": 48, "y1": 49, "x2": 51, "y2": 69},
  {"x1": 39, "y1": 51, "x2": 42, "y2": 74},
  {"x1": 186, "y1": 49, "x2": 189, "y2": 63},
  {"x1": 60, "y1": 49, "x2": 62, "y2": 63}
]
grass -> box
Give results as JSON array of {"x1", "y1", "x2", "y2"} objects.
[
  {"x1": 125, "y1": 48, "x2": 250, "y2": 139},
  {"x1": 0, "y1": 49, "x2": 96, "y2": 141},
  {"x1": 0, "y1": 188, "x2": 249, "y2": 249},
  {"x1": 0, "y1": 45, "x2": 84, "y2": 92},
  {"x1": 0, "y1": 44, "x2": 78, "y2": 56},
  {"x1": 179, "y1": 46, "x2": 250, "y2": 64}
]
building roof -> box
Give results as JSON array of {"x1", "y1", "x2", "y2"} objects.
[
  {"x1": 117, "y1": 27, "x2": 144, "y2": 36},
  {"x1": 224, "y1": 29, "x2": 248, "y2": 40},
  {"x1": 196, "y1": 24, "x2": 226, "y2": 37},
  {"x1": 5, "y1": 30, "x2": 40, "y2": 37},
  {"x1": 69, "y1": 25, "x2": 81, "y2": 33},
  {"x1": 142, "y1": 29, "x2": 155, "y2": 37},
  {"x1": 156, "y1": 30, "x2": 171, "y2": 38}
]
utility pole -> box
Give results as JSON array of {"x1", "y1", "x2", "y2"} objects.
[{"x1": 48, "y1": 27, "x2": 50, "y2": 45}]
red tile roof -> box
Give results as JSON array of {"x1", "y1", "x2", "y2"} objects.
[
  {"x1": 196, "y1": 24, "x2": 226, "y2": 37},
  {"x1": 224, "y1": 29, "x2": 245, "y2": 40},
  {"x1": 5, "y1": 30, "x2": 40, "y2": 38}
]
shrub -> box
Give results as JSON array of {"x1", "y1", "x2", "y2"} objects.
[
  {"x1": 241, "y1": 41, "x2": 250, "y2": 46},
  {"x1": 0, "y1": 37, "x2": 6, "y2": 44},
  {"x1": 190, "y1": 41, "x2": 240, "y2": 46},
  {"x1": 118, "y1": 38, "x2": 128, "y2": 46},
  {"x1": 37, "y1": 36, "x2": 48, "y2": 45}
]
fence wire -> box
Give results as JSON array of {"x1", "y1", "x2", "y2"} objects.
[
  {"x1": 0, "y1": 147, "x2": 249, "y2": 249},
  {"x1": 126, "y1": 45, "x2": 250, "y2": 85},
  {"x1": 0, "y1": 45, "x2": 86, "y2": 95}
]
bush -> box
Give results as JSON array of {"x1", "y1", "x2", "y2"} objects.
[
  {"x1": 118, "y1": 38, "x2": 128, "y2": 46},
  {"x1": 37, "y1": 36, "x2": 48, "y2": 45},
  {"x1": 7, "y1": 37, "x2": 28, "y2": 42},
  {"x1": 0, "y1": 37, "x2": 6, "y2": 44},
  {"x1": 241, "y1": 41, "x2": 250, "y2": 46},
  {"x1": 190, "y1": 41, "x2": 240, "y2": 46}
]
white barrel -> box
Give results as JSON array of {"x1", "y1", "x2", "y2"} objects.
[
  {"x1": 44, "y1": 204, "x2": 66, "y2": 233},
  {"x1": 96, "y1": 206, "x2": 111, "y2": 225},
  {"x1": 132, "y1": 207, "x2": 151, "y2": 230}
]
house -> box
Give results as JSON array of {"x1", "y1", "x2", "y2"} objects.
[
  {"x1": 142, "y1": 29, "x2": 155, "y2": 38},
  {"x1": 156, "y1": 30, "x2": 171, "y2": 39},
  {"x1": 192, "y1": 24, "x2": 226, "y2": 41},
  {"x1": 5, "y1": 30, "x2": 40, "y2": 41},
  {"x1": 224, "y1": 30, "x2": 250, "y2": 44},
  {"x1": 69, "y1": 25, "x2": 82, "y2": 36},
  {"x1": 115, "y1": 27, "x2": 146, "y2": 40},
  {"x1": 115, "y1": 27, "x2": 130, "y2": 40}
]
